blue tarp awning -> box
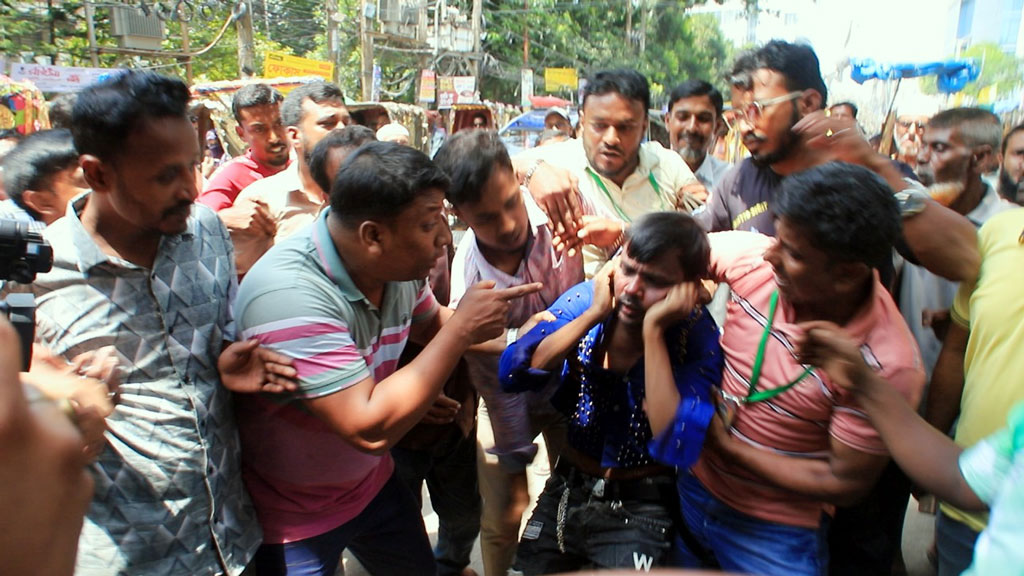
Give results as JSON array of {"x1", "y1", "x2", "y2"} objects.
[{"x1": 850, "y1": 59, "x2": 980, "y2": 93}]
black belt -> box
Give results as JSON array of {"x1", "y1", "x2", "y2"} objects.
[{"x1": 554, "y1": 459, "x2": 675, "y2": 503}]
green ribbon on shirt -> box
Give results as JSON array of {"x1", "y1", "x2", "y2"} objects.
[
  {"x1": 585, "y1": 168, "x2": 667, "y2": 222},
  {"x1": 745, "y1": 290, "x2": 815, "y2": 404}
]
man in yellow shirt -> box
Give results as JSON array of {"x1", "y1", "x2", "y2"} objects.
[{"x1": 926, "y1": 207, "x2": 1024, "y2": 575}]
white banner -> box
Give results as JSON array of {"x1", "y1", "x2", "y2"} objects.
[{"x1": 9, "y1": 63, "x2": 120, "y2": 93}]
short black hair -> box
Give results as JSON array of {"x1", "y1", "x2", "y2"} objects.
[
  {"x1": 625, "y1": 212, "x2": 710, "y2": 281},
  {"x1": 71, "y1": 71, "x2": 190, "y2": 162},
  {"x1": 432, "y1": 130, "x2": 513, "y2": 207},
  {"x1": 231, "y1": 83, "x2": 284, "y2": 123},
  {"x1": 1003, "y1": 122, "x2": 1024, "y2": 156},
  {"x1": 280, "y1": 81, "x2": 344, "y2": 127},
  {"x1": 667, "y1": 80, "x2": 724, "y2": 118},
  {"x1": 929, "y1": 107, "x2": 1002, "y2": 150},
  {"x1": 830, "y1": 101, "x2": 859, "y2": 119},
  {"x1": 775, "y1": 162, "x2": 899, "y2": 266},
  {"x1": 582, "y1": 69, "x2": 650, "y2": 113},
  {"x1": 329, "y1": 141, "x2": 449, "y2": 227},
  {"x1": 753, "y1": 40, "x2": 828, "y2": 108},
  {"x1": 48, "y1": 93, "x2": 78, "y2": 130},
  {"x1": 309, "y1": 125, "x2": 376, "y2": 194},
  {"x1": 2, "y1": 129, "x2": 79, "y2": 220}
]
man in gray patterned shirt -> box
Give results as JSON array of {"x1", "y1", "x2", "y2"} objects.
[{"x1": 3, "y1": 71, "x2": 295, "y2": 575}]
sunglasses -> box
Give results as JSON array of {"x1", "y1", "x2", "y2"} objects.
[{"x1": 726, "y1": 91, "x2": 803, "y2": 129}]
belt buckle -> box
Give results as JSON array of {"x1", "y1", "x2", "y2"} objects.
[{"x1": 591, "y1": 478, "x2": 605, "y2": 498}]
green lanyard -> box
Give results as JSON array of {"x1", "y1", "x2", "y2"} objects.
[
  {"x1": 746, "y1": 290, "x2": 815, "y2": 403},
  {"x1": 586, "y1": 168, "x2": 667, "y2": 223}
]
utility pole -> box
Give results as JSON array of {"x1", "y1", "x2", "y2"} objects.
[
  {"x1": 639, "y1": 0, "x2": 648, "y2": 55},
  {"x1": 625, "y1": 0, "x2": 632, "y2": 52},
  {"x1": 180, "y1": 19, "x2": 193, "y2": 84},
  {"x1": 359, "y1": 1, "x2": 374, "y2": 100},
  {"x1": 522, "y1": 0, "x2": 529, "y2": 66},
  {"x1": 263, "y1": 0, "x2": 272, "y2": 41},
  {"x1": 471, "y1": 0, "x2": 483, "y2": 78},
  {"x1": 326, "y1": 0, "x2": 339, "y2": 83},
  {"x1": 84, "y1": 1, "x2": 100, "y2": 67},
  {"x1": 236, "y1": 0, "x2": 256, "y2": 77}
]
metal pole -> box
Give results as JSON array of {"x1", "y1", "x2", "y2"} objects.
[{"x1": 85, "y1": 1, "x2": 100, "y2": 67}]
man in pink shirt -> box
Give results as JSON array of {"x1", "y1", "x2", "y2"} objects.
[
  {"x1": 674, "y1": 162, "x2": 926, "y2": 575},
  {"x1": 199, "y1": 84, "x2": 291, "y2": 250},
  {"x1": 199, "y1": 83, "x2": 291, "y2": 211}
]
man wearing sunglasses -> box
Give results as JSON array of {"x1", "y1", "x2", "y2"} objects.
[{"x1": 702, "y1": 41, "x2": 978, "y2": 280}]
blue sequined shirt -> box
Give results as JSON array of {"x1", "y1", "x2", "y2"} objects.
[{"x1": 499, "y1": 280, "x2": 724, "y2": 469}]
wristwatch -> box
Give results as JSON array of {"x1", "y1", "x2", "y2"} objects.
[{"x1": 895, "y1": 179, "x2": 929, "y2": 218}]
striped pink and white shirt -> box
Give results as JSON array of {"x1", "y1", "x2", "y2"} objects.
[
  {"x1": 695, "y1": 232, "x2": 924, "y2": 529},
  {"x1": 233, "y1": 209, "x2": 439, "y2": 543}
]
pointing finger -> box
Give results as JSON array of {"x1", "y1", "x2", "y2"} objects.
[{"x1": 494, "y1": 282, "x2": 544, "y2": 300}]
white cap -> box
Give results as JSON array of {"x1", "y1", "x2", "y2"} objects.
[
  {"x1": 376, "y1": 123, "x2": 410, "y2": 142},
  {"x1": 544, "y1": 107, "x2": 570, "y2": 121}
]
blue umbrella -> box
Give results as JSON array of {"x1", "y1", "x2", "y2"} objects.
[{"x1": 850, "y1": 58, "x2": 980, "y2": 94}]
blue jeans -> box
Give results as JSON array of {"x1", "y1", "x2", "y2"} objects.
[
  {"x1": 674, "y1": 472, "x2": 829, "y2": 576},
  {"x1": 511, "y1": 465, "x2": 675, "y2": 574},
  {"x1": 251, "y1": 472, "x2": 437, "y2": 576},
  {"x1": 936, "y1": 512, "x2": 980, "y2": 576},
  {"x1": 392, "y1": 426, "x2": 481, "y2": 576}
]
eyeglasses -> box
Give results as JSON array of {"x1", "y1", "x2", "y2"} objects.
[{"x1": 728, "y1": 91, "x2": 803, "y2": 128}]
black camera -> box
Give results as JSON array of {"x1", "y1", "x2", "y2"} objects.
[{"x1": 0, "y1": 218, "x2": 54, "y2": 370}]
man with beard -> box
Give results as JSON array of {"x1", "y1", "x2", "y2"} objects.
[
  {"x1": 200, "y1": 83, "x2": 291, "y2": 211},
  {"x1": 231, "y1": 81, "x2": 352, "y2": 275},
  {"x1": 500, "y1": 212, "x2": 723, "y2": 573},
  {"x1": 998, "y1": 123, "x2": 1024, "y2": 204},
  {"x1": 514, "y1": 69, "x2": 702, "y2": 274},
  {"x1": 666, "y1": 80, "x2": 731, "y2": 192},
  {"x1": 900, "y1": 108, "x2": 1008, "y2": 377},
  {"x1": 699, "y1": 41, "x2": 978, "y2": 282}
]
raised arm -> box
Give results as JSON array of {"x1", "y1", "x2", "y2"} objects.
[
  {"x1": 794, "y1": 111, "x2": 980, "y2": 283},
  {"x1": 529, "y1": 262, "x2": 613, "y2": 371}
]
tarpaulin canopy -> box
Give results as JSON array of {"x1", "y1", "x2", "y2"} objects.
[{"x1": 850, "y1": 59, "x2": 980, "y2": 93}]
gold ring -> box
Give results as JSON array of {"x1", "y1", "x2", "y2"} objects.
[{"x1": 825, "y1": 128, "x2": 835, "y2": 138}]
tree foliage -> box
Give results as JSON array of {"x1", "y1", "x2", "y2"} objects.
[
  {"x1": 1, "y1": 0, "x2": 738, "y2": 106},
  {"x1": 479, "y1": 0, "x2": 735, "y2": 106}
]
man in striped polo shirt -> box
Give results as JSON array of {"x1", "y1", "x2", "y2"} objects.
[{"x1": 233, "y1": 142, "x2": 540, "y2": 576}]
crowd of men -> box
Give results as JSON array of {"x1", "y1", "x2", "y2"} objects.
[{"x1": 0, "y1": 37, "x2": 1022, "y2": 576}]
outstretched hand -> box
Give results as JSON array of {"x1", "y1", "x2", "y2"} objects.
[
  {"x1": 453, "y1": 281, "x2": 544, "y2": 344},
  {"x1": 218, "y1": 339, "x2": 299, "y2": 394}
]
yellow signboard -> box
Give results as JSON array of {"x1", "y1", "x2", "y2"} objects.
[
  {"x1": 544, "y1": 68, "x2": 578, "y2": 92},
  {"x1": 264, "y1": 51, "x2": 334, "y2": 81}
]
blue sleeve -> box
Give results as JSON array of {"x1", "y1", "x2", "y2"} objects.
[
  {"x1": 648, "y1": 306, "x2": 724, "y2": 469},
  {"x1": 499, "y1": 281, "x2": 594, "y2": 393}
]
